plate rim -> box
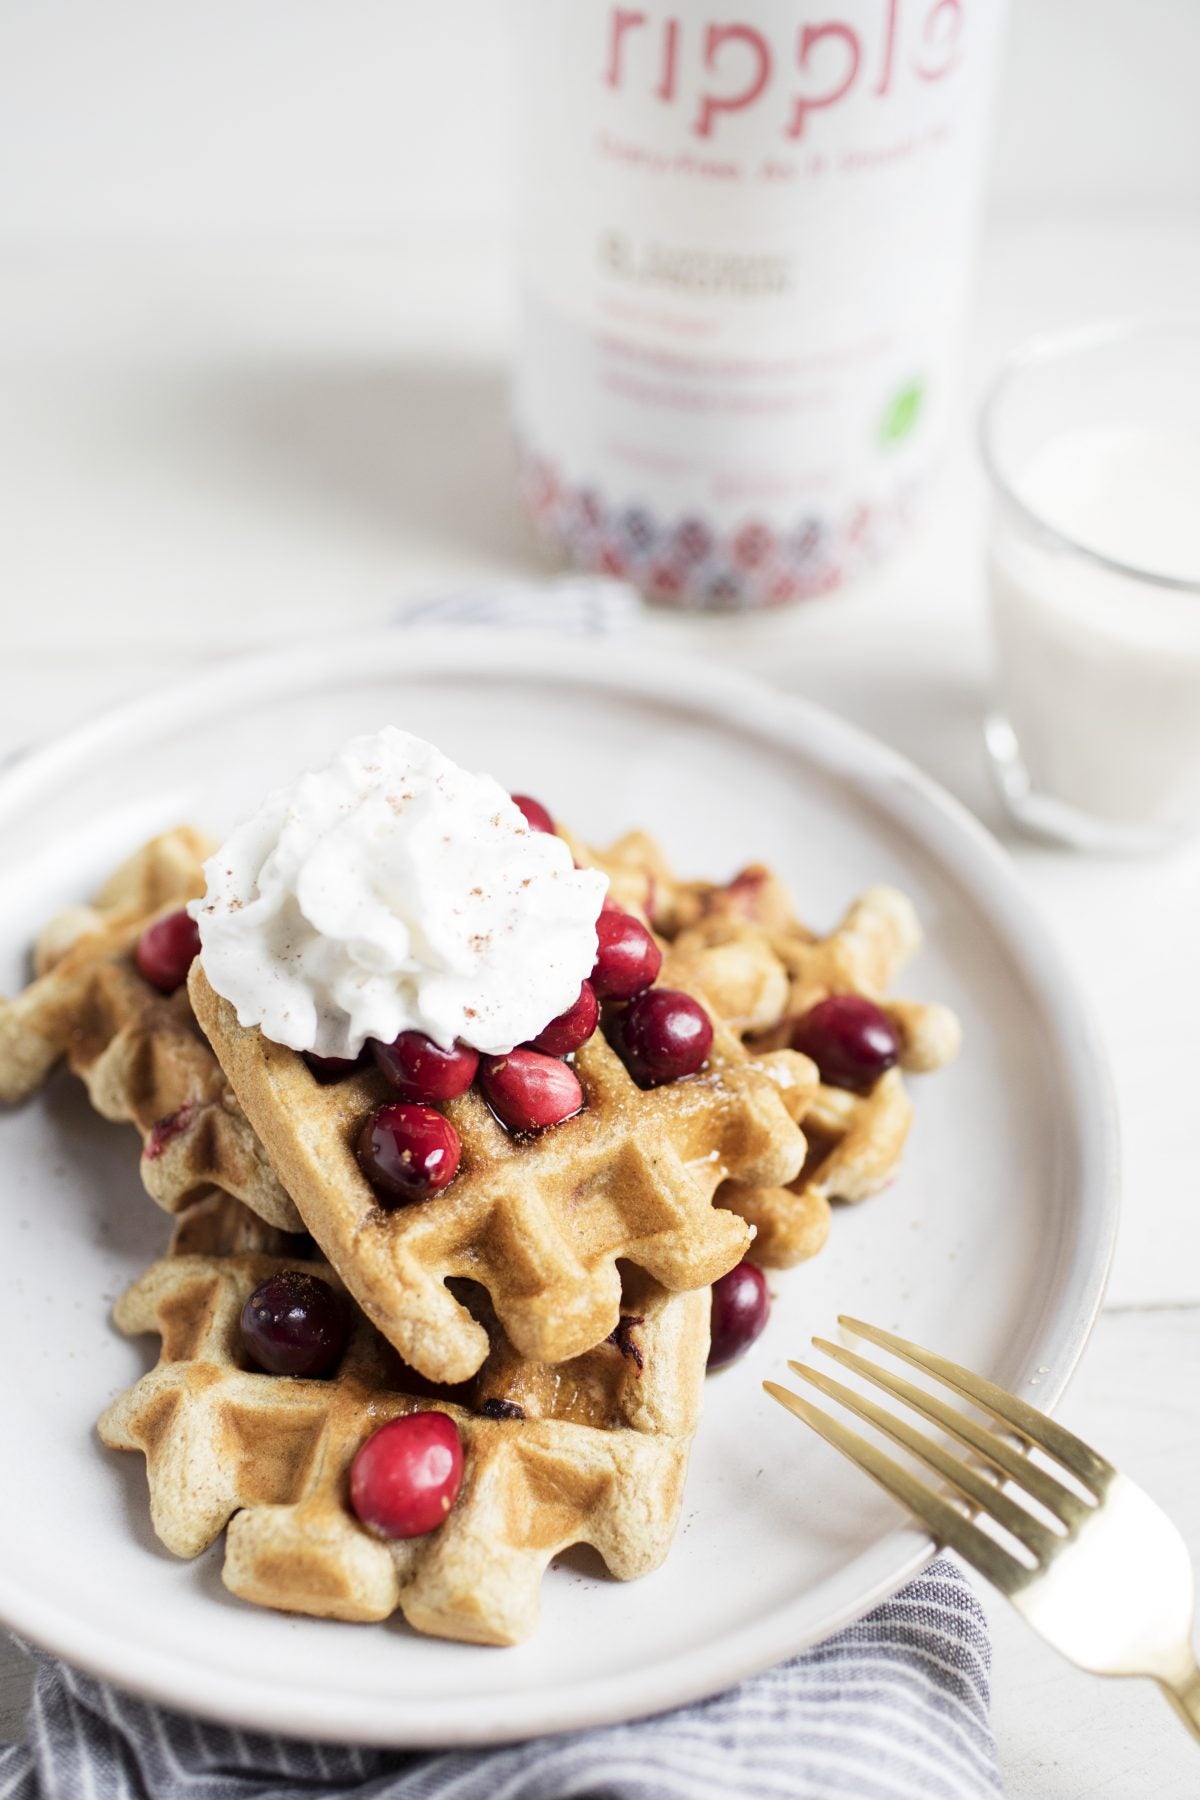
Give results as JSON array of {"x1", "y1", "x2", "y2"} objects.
[{"x1": 0, "y1": 627, "x2": 1120, "y2": 1746}]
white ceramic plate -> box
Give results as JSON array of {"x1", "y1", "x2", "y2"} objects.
[{"x1": 0, "y1": 631, "x2": 1117, "y2": 1747}]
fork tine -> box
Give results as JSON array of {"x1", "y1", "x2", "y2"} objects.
[
  {"x1": 764, "y1": 1381, "x2": 1034, "y2": 1597},
  {"x1": 808, "y1": 1342, "x2": 1092, "y2": 1530},
  {"x1": 838, "y1": 1317, "x2": 1114, "y2": 1496},
  {"x1": 792, "y1": 1362, "x2": 1061, "y2": 1561}
]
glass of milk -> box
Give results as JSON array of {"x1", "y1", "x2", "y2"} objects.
[{"x1": 981, "y1": 321, "x2": 1200, "y2": 852}]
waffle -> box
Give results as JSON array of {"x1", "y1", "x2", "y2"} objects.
[
  {"x1": 0, "y1": 831, "x2": 300, "y2": 1232},
  {"x1": 168, "y1": 1188, "x2": 315, "y2": 1260},
  {"x1": 100, "y1": 1197, "x2": 709, "y2": 1646},
  {"x1": 191, "y1": 955, "x2": 809, "y2": 1384},
  {"x1": 571, "y1": 835, "x2": 961, "y2": 1268}
]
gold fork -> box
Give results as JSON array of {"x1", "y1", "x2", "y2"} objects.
[{"x1": 765, "y1": 1317, "x2": 1200, "y2": 1742}]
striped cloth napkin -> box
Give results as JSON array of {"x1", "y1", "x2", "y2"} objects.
[
  {"x1": 2, "y1": 1560, "x2": 997, "y2": 1800},
  {"x1": 0, "y1": 580, "x2": 1001, "y2": 1799}
]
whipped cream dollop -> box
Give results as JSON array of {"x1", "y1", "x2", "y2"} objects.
[{"x1": 191, "y1": 728, "x2": 607, "y2": 1058}]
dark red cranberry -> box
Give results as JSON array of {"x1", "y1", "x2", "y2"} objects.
[
  {"x1": 479, "y1": 1050, "x2": 583, "y2": 1133},
  {"x1": 616, "y1": 987, "x2": 713, "y2": 1086},
  {"x1": 526, "y1": 982, "x2": 599, "y2": 1056},
  {"x1": 144, "y1": 1101, "x2": 197, "y2": 1160},
  {"x1": 304, "y1": 1049, "x2": 368, "y2": 1083},
  {"x1": 606, "y1": 1315, "x2": 646, "y2": 1371},
  {"x1": 240, "y1": 1270, "x2": 348, "y2": 1378},
  {"x1": 357, "y1": 1103, "x2": 461, "y2": 1206},
  {"x1": 590, "y1": 909, "x2": 662, "y2": 1000},
  {"x1": 723, "y1": 867, "x2": 770, "y2": 920},
  {"x1": 350, "y1": 1412, "x2": 463, "y2": 1539},
  {"x1": 477, "y1": 1397, "x2": 525, "y2": 1421},
  {"x1": 790, "y1": 995, "x2": 900, "y2": 1091},
  {"x1": 135, "y1": 910, "x2": 201, "y2": 994},
  {"x1": 512, "y1": 793, "x2": 555, "y2": 834},
  {"x1": 708, "y1": 1262, "x2": 770, "y2": 1370},
  {"x1": 372, "y1": 1031, "x2": 479, "y2": 1102}
]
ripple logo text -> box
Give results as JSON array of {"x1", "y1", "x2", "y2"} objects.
[{"x1": 603, "y1": 2, "x2": 967, "y2": 140}]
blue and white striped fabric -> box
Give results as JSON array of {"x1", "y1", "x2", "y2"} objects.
[
  {"x1": 398, "y1": 574, "x2": 643, "y2": 635},
  {"x1": 0, "y1": 582, "x2": 1000, "y2": 1797},
  {"x1": 1, "y1": 1560, "x2": 998, "y2": 1799}
]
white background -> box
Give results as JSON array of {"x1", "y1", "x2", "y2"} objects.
[
  {"x1": 1, "y1": 3, "x2": 1199, "y2": 1796},
  {"x1": 0, "y1": 0, "x2": 1199, "y2": 239}
]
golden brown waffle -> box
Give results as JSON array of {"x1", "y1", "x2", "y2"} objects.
[
  {"x1": 190, "y1": 953, "x2": 809, "y2": 1385},
  {"x1": 674, "y1": 885, "x2": 960, "y2": 1263},
  {"x1": 100, "y1": 1205, "x2": 708, "y2": 1646},
  {"x1": 572, "y1": 836, "x2": 961, "y2": 1268},
  {"x1": 0, "y1": 831, "x2": 301, "y2": 1232},
  {"x1": 168, "y1": 1188, "x2": 315, "y2": 1260}
]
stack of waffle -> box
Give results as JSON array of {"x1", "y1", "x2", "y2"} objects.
[
  {"x1": 0, "y1": 823, "x2": 958, "y2": 1645},
  {"x1": 566, "y1": 829, "x2": 962, "y2": 1267}
]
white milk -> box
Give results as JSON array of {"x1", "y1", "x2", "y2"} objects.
[{"x1": 989, "y1": 423, "x2": 1200, "y2": 832}]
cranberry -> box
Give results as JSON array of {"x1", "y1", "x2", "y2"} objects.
[
  {"x1": 350, "y1": 1412, "x2": 463, "y2": 1539},
  {"x1": 479, "y1": 1050, "x2": 583, "y2": 1133},
  {"x1": 477, "y1": 1397, "x2": 525, "y2": 1421},
  {"x1": 304, "y1": 1049, "x2": 368, "y2": 1083},
  {"x1": 721, "y1": 867, "x2": 770, "y2": 921},
  {"x1": 144, "y1": 1101, "x2": 197, "y2": 1160},
  {"x1": 512, "y1": 793, "x2": 555, "y2": 834},
  {"x1": 240, "y1": 1270, "x2": 348, "y2": 1378},
  {"x1": 590, "y1": 909, "x2": 662, "y2": 1000},
  {"x1": 357, "y1": 1103, "x2": 461, "y2": 1206},
  {"x1": 526, "y1": 982, "x2": 599, "y2": 1056},
  {"x1": 135, "y1": 910, "x2": 201, "y2": 994},
  {"x1": 708, "y1": 1262, "x2": 770, "y2": 1370},
  {"x1": 790, "y1": 995, "x2": 900, "y2": 1091},
  {"x1": 616, "y1": 987, "x2": 713, "y2": 1086},
  {"x1": 372, "y1": 1030, "x2": 479, "y2": 1102}
]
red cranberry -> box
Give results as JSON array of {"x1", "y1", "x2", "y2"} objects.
[
  {"x1": 372, "y1": 1031, "x2": 479, "y2": 1102},
  {"x1": 144, "y1": 1101, "x2": 197, "y2": 1160},
  {"x1": 790, "y1": 995, "x2": 900, "y2": 1091},
  {"x1": 357, "y1": 1103, "x2": 461, "y2": 1206},
  {"x1": 135, "y1": 910, "x2": 201, "y2": 994},
  {"x1": 350, "y1": 1412, "x2": 463, "y2": 1539},
  {"x1": 708, "y1": 1262, "x2": 770, "y2": 1370},
  {"x1": 526, "y1": 982, "x2": 599, "y2": 1056},
  {"x1": 590, "y1": 909, "x2": 662, "y2": 1000},
  {"x1": 723, "y1": 868, "x2": 770, "y2": 920},
  {"x1": 240, "y1": 1270, "x2": 348, "y2": 1378},
  {"x1": 512, "y1": 793, "x2": 555, "y2": 834},
  {"x1": 616, "y1": 987, "x2": 713, "y2": 1086},
  {"x1": 304, "y1": 1049, "x2": 368, "y2": 1083},
  {"x1": 479, "y1": 1050, "x2": 583, "y2": 1133}
]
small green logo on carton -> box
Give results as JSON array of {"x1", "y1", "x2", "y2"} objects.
[{"x1": 879, "y1": 379, "x2": 925, "y2": 447}]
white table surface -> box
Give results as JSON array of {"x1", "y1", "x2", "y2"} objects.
[{"x1": 1, "y1": 214, "x2": 1198, "y2": 1798}]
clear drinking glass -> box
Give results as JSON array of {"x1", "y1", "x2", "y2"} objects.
[{"x1": 980, "y1": 321, "x2": 1200, "y2": 852}]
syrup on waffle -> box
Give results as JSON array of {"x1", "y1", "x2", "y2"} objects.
[{"x1": 100, "y1": 1196, "x2": 708, "y2": 1647}]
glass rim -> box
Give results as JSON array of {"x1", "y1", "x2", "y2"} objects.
[{"x1": 978, "y1": 315, "x2": 1200, "y2": 597}]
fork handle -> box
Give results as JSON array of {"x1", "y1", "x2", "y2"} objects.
[{"x1": 1161, "y1": 1662, "x2": 1200, "y2": 1742}]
